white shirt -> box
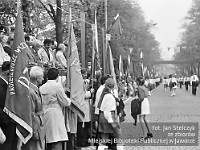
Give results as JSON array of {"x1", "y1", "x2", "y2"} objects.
[
  {"x1": 38, "y1": 47, "x2": 54, "y2": 63},
  {"x1": 190, "y1": 75, "x2": 199, "y2": 85},
  {"x1": 56, "y1": 51, "x2": 67, "y2": 68},
  {"x1": 171, "y1": 77, "x2": 177, "y2": 83},
  {"x1": 100, "y1": 93, "x2": 116, "y2": 123},
  {"x1": 95, "y1": 84, "x2": 105, "y2": 114},
  {"x1": 0, "y1": 43, "x2": 10, "y2": 66}
]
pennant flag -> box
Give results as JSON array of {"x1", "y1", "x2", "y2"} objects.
[
  {"x1": 4, "y1": 1, "x2": 32, "y2": 143},
  {"x1": 67, "y1": 23, "x2": 85, "y2": 121},
  {"x1": 129, "y1": 59, "x2": 133, "y2": 76},
  {"x1": 93, "y1": 10, "x2": 101, "y2": 75},
  {"x1": 107, "y1": 13, "x2": 122, "y2": 35},
  {"x1": 108, "y1": 43, "x2": 118, "y2": 89},
  {"x1": 119, "y1": 55, "x2": 124, "y2": 78},
  {"x1": 141, "y1": 62, "x2": 144, "y2": 77},
  {"x1": 128, "y1": 54, "x2": 131, "y2": 65}
]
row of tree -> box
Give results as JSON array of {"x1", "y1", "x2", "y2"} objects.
[
  {"x1": 0, "y1": 0, "x2": 161, "y2": 75},
  {"x1": 175, "y1": 0, "x2": 200, "y2": 76}
]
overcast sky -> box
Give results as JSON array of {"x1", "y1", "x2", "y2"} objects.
[{"x1": 138, "y1": 0, "x2": 192, "y2": 60}]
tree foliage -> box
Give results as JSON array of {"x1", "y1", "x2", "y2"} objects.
[
  {"x1": 0, "y1": 0, "x2": 161, "y2": 71},
  {"x1": 174, "y1": 0, "x2": 200, "y2": 75}
]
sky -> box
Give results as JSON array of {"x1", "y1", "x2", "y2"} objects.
[{"x1": 138, "y1": 0, "x2": 192, "y2": 60}]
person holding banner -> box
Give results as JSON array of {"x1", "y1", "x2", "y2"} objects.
[
  {"x1": 77, "y1": 69, "x2": 94, "y2": 148},
  {"x1": 40, "y1": 68, "x2": 71, "y2": 150},
  {"x1": 0, "y1": 61, "x2": 18, "y2": 150}
]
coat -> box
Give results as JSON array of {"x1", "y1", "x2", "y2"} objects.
[
  {"x1": 22, "y1": 83, "x2": 45, "y2": 150},
  {"x1": 0, "y1": 76, "x2": 17, "y2": 150},
  {"x1": 40, "y1": 80, "x2": 71, "y2": 143}
]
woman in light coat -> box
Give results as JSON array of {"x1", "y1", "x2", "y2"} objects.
[{"x1": 40, "y1": 68, "x2": 71, "y2": 150}]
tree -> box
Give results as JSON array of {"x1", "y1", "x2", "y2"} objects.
[{"x1": 177, "y1": 0, "x2": 200, "y2": 75}]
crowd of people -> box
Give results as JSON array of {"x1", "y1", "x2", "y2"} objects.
[
  {"x1": 0, "y1": 27, "x2": 177, "y2": 150},
  {"x1": 162, "y1": 74, "x2": 199, "y2": 96}
]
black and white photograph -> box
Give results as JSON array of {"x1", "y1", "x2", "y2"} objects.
[{"x1": 0, "y1": 0, "x2": 199, "y2": 150}]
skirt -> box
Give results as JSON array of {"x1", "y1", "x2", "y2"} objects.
[
  {"x1": 98, "y1": 112, "x2": 115, "y2": 134},
  {"x1": 140, "y1": 98, "x2": 150, "y2": 115}
]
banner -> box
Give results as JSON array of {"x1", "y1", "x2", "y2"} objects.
[
  {"x1": 4, "y1": 2, "x2": 32, "y2": 143},
  {"x1": 119, "y1": 55, "x2": 124, "y2": 78},
  {"x1": 107, "y1": 13, "x2": 122, "y2": 35},
  {"x1": 67, "y1": 23, "x2": 85, "y2": 121},
  {"x1": 108, "y1": 43, "x2": 118, "y2": 89}
]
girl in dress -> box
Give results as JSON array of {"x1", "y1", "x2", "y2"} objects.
[{"x1": 137, "y1": 78, "x2": 153, "y2": 140}]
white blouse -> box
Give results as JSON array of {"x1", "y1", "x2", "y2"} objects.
[{"x1": 100, "y1": 93, "x2": 116, "y2": 123}]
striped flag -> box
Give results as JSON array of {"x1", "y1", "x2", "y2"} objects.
[{"x1": 4, "y1": 1, "x2": 32, "y2": 143}]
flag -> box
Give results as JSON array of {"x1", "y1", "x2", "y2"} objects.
[
  {"x1": 94, "y1": 10, "x2": 101, "y2": 72},
  {"x1": 141, "y1": 62, "x2": 144, "y2": 77},
  {"x1": 67, "y1": 23, "x2": 85, "y2": 121},
  {"x1": 107, "y1": 13, "x2": 122, "y2": 35},
  {"x1": 108, "y1": 43, "x2": 118, "y2": 89},
  {"x1": 119, "y1": 55, "x2": 124, "y2": 78},
  {"x1": 129, "y1": 59, "x2": 134, "y2": 75},
  {"x1": 143, "y1": 66, "x2": 147, "y2": 75},
  {"x1": 91, "y1": 10, "x2": 101, "y2": 78},
  {"x1": 4, "y1": 1, "x2": 32, "y2": 143}
]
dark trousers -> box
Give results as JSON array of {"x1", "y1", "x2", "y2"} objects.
[
  {"x1": 66, "y1": 133, "x2": 76, "y2": 150},
  {"x1": 46, "y1": 142, "x2": 62, "y2": 150},
  {"x1": 185, "y1": 82, "x2": 189, "y2": 91},
  {"x1": 0, "y1": 122, "x2": 17, "y2": 150},
  {"x1": 179, "y1": 82, "x2": 183, "y2": 89},
  {"x1": 192, "y1": 82, "x2": 197, "y2": 95},
  {"x1": 77, "y1": 122, "x2": 91, "y2": 147}
]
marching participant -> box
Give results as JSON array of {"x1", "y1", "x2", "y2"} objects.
[{"x1": 190, "y1": 73, "x2": 199, "y2": 96}]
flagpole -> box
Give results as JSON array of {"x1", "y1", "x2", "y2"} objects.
[
  {"x1": 105, "y1": 0, "x2": 107, "y2": 32},
  {"x1": 104, "y1": 0, "x2": 108, "y2": 75},
  {"x1": 65, "y1": 7, "x2": 71, "y2": 150}
]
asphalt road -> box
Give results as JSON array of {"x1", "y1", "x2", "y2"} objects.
[{"x1": 121, "y1": 84, "x2": 200, "y2": 150}]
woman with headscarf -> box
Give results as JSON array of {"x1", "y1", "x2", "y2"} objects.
[{"x1": 98, "y1": 78, "x2": 120, "y2": 150}]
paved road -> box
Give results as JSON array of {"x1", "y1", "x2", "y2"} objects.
[{"x1": 122, "y1": 84, "x2": 200, "y2": 150}]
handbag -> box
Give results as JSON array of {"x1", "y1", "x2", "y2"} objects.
[{"x1": 0, "y1": 127, "x2": 6, "y2": 144}]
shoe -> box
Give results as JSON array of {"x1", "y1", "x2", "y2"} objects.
[
  {"x1": 139, "y1": 137, "x2": 144, "y2": 142},
  {"x1": 147, "y1": 133, "x2": 153, "y2": 137},
  {"x1": 144, "y1": 133, "x2": 153, "y2": 140}
]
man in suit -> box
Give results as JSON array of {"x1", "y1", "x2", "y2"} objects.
[{"x1": 0, "y1": 61, "x2": 18, "y2": 150}]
